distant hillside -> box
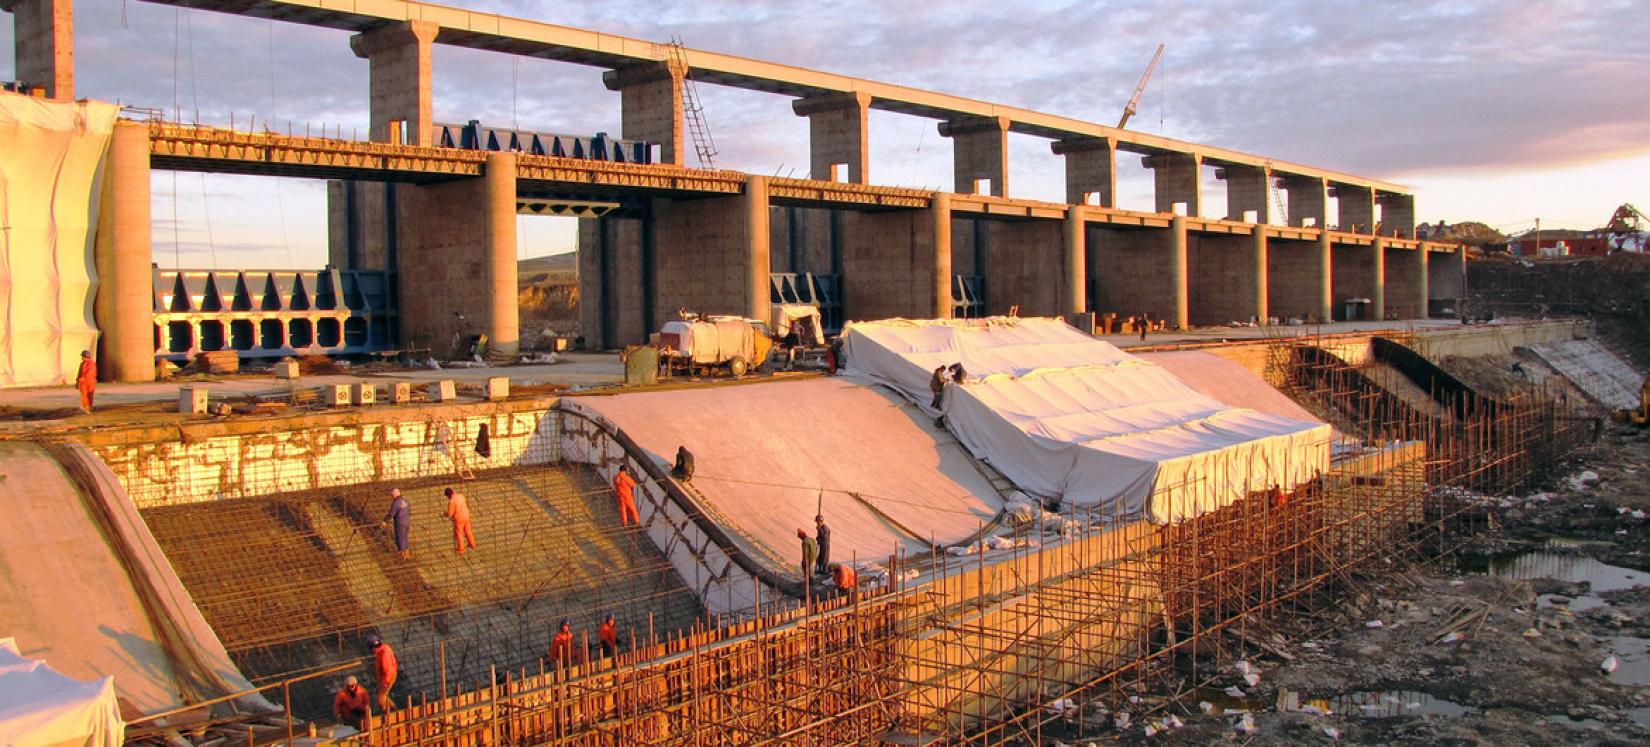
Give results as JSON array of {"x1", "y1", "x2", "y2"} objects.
[
  {"x1": 519, "y1": 252, "x2": 578, "y2": 335},
  {"x1": 519, "y1": 252, "x2": 576, "y2": 283}
]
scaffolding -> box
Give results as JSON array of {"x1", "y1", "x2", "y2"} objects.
[{"x1": 119, "y1": 333, "x2": 1592, "y2": 745}]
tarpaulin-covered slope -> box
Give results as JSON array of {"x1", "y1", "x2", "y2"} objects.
[
  {"x1": 844, "y1": 318, "x2": 1330, "y2": 523},
  {"x1": 567, "y1": 378, "x2": 1004, "y2": 566},
  {"x1": 0, "y1": 638, "x2": 122, "y2": 747}
]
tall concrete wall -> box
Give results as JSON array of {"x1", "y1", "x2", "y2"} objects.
[
  {"x1": 577, "y1": 216, "x2": 648, "y2": 348},
  {"x1": 1090, "y1": 224, "x2": 1185, "y2": 328},
  {"x1": 1330, "y1": 243, "x2": 1378, "y2": 321},
  {"x1": 1428, "y1": 248, "x2": 1466, "y2": 307},
  {"x1": 326, "y1": 180, "x2": 396, "y2": 271},
  {"x1": 981, "y1": 220, "x2": 1063, "y2": 317},
  {"x1": 1, "y1": 0, "x2": 72, "y2": 99},
  {"x1": 652, "y1": 178, "x2": 770, "y2": 325},
  {"x1": 1266, "y1": 237, "x2": 1330, "y2": 323},
  {"x1": 1187, "y1": 232, "x2": 1264, "y2": 325},
  {"x1": 93, "y1": 121, "x2": 156, "y2": 382},
  {"x1": 839, "y1": 205, "x2": 945, "y2": 321},
  {"x1": 395, "y1": 154, "x2": 519, "y2": 357},
  {"x1": 769, "y1": 207, "x2": 837, "y2": 275},
  {"x1": 1383, "y1": 244, "x2": 1426, "y2": 319}
]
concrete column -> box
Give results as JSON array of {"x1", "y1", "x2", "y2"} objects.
[
  {"x1": 1334, "y1": 184, "x2": 1375, "y2": 234},
  {"x1": 1378, "y1": 193, "x2": 1416, "y2": 238},
  {"x1": 1280, "y1": 175, "x2": 1328, "y2": 228},
  {"x1": 1414, "y1": 243, "x2": 1430, "y2": 318},
  {"x1": 1051, "y1": 136, "x2": 1115, "y2": 206},
  {"x1": 792, "y1": 92, "x2": 870, "y2": 183},
  {"x1": 1317, "y1": 230, "x2": 1334, "y2": 323},
  {"x1": 484, "y1": 153, "x2": 520, "y2": 355},
  {"x1": 1170, "y1": 216, "x2": 1189, "y2": 329},
  {"x1": 1143, "y1": 153, "x2": 1202, "y2": 216},
  {"x1": 1219, "y1": 164, "x2": 1271, "y2": 224},
  {"x1": 350, "y1": 20, "x2": 438, "y2": 145},
  {"x1": 932, "y1": 192, "x2": 953, "y2": 318},
  {"x1": 604, "y1": 60, "x2": 686, "y2": 165},
  {"x1": 1369, "y1": 237, "x2": 1386, "y2": 321},
  {"x1": 92, "y1": 121, "x2": 155, "y2": 382},
  {"x1": 1064, "y1": 206, "x2": 1087, "y2": 315},
  {"x1": 744, "y1": 176, "x2": 772, "y2": 322},
  {"x1": 1, "y1": 0, "x2": 71, "y2": 100},
  {"x1": 1253, "y1": 229, "x2": 1269, "y2": 323},
  {"x1": 938, "y1": 115, "x2": 1010, "y2": 196}
]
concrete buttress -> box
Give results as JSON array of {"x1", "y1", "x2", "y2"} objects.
[
  {"x1": 793, "y1": 92, "x2": 871, "y2": 183},
  {"x1": 939, "y1": 116, "x2": 1010, "y2": 197},
  {"x1": 93, "y1": 121, "x2": 155, "y2": 382},
  {"x1": 604, "y1": 61, "x2": 686, "y2": 165}
]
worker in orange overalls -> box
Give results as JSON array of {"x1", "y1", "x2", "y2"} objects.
[
  {"x1": 548, "y1": 619, "x2": 576, "y2": 668},
  {"x1": 368, "y1": 635, "x2": 398, "y2": 713},
  {"x1": 612, "y1": 465, "x2": 640, "y2": 526},
  {"x1": 830, "y1": 562, "x2": 858, "y2": 599},
  {"x1": 598, "y1": 613, "x2": 619, "y2": 659},
  {"x1": 75, "y1": 350, "x2": 97, "y2": 412},
  {"x1": 332, "y1": 675, "x2": 371, "y2": 732},
  {"x1": 443, "y1": 487, "x2": 477, "y2": 554}
]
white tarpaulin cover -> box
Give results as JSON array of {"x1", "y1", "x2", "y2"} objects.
[
  {"x1": 0, "y1": 637, "x2": 123, "y2": 747},
  {"x1": 0, "y1": 92, "x2": 118, "y2": 387},
  {"x1": 843, "y1": 317, "x2": 1330, "y2": 523}
]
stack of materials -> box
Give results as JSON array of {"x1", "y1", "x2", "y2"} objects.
[{"x1": 843, "y1": 317, "x2": 1330, "y2": 523}]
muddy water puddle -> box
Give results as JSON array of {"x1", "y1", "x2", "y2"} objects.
[
  {"x1": 1189, "y1": 687, "x2": 1474, "y2": 719},
  {"x1": 1456, "y1": 539, "x2": 1650, "y2": 612}
]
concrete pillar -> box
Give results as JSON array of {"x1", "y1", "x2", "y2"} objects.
[
  {"x1": 932, "y1": 192, "x2": 953, "y2": 318},
  {"x1": 1219, "y1": 164, "x2": 1271, "y2": 224},
  {"x1": 744, "y1": 176, "x2": 772, "y2": 322},
  {"x1": 484, "y1": 153, "x2": 520, "y2": 355},
  {"x1": 1414, "y1": 243, "x2": 1430, "y2": 318},
  {"x1": 92, "y1": 121, "x2": 155, "y2": 382},
  {"x1": 1170, "y1": 216, "x2": 1189, "y2": 329},
  {"x1": 349, "y1": 20, "x2": 438, "y2": 145},
  {"x1": 1253, "y1": 229, "x2": 1269, "y2": 323},
  {"x1": 1, "y1": 0, "x2": 71, "y2": 100},
  {"x1": 1143, "y1": 153, "x2": 1202, "y2": 216},
  {"x1": 938, "y1": 115, "x2": 1009, "y2": 196},
  {"x1": 1317, "y1": 230, "x2": 1334, "y2": 323},
  {"x1": 1378, "y1": 193, "x2": 1416, "y2": 238},
  {"x1": 604, "y1": 60, "x2": 685, "y2": 165},
  {"x1": 1064, "y1": 206, "x2": 1087, "y2": 315},
  {"x1": 1369, "y1": 237, "x2": 1386, "y2": 321},
  {"x1": 792, "y1": 92, "x2": 870, "y2": 183},
  {"x1": 1051, "y1": 136, "x2": 1115, "y2": 206},
  {"x1": 1280, "y1": 175, "x2": 1328, "y2": 228},
  {"x1": 1334, "y1": 184, "x2": 1375, "y2": 235}
]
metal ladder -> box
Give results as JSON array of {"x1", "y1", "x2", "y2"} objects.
[{"x1": 668, "y1": 38, "x2": 718, "y2": 168}]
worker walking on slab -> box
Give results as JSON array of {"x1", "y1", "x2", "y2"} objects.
[
  {"x1": 333, "y1": 675, "x2": 371, "y2": 731},
  {"x1": 1138, "y1": 312, "x2": 1150, "y2": 341},
  {"x1": 612, "y1": 465, "x2": 641, "y2": 526},
  {"x1": 380, "y1": 488, "x2": 412, "y2": 559},
  {"x1": 599, "y1": 613, "x2": 619, "y2": 659},
  {"x1": 797, "y1": 528, "x2": 819, "y2": 588},
  {"x1": 814, "y1": 515, "x2": 831, "y2": 576},
  {"x1": 443, "y1": 487, "x2": 477, "y2": 555},
  {"x1": 548, "y1": 619, "x2": 576, "y2": 668},
  {"x1": 368, "y1": 635, "x2": 398, "y2": 713},
  {"x1": 76, "y1": 350, "x2": 96, "y2": 412}
]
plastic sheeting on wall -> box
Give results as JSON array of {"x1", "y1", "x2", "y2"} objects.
[
  {"x1": 843, "y1": 317, "x2": 1331, "y2": 524},
  {"x1": 0, "y1": 92, "x2": 118, "y2": 387},
  {"x1": 0, "y1": 637, "x2": 123, "y2": 747}
]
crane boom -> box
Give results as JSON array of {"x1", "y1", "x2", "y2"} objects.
[{"x1": 1118, "y1": 44, "x2": 1165, "y2": 130}]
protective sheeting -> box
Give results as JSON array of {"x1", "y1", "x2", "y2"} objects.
[
  {"x1": 0, "y1": 638, "x2": 122, "y2": 747},
  {"x1": 565, "y1": 378, "x2": 1004, "y2": 569},
  {"x1": 0, "y1": 442, "x2": 271, "y2": 721},
  {"x1": 843, "y1": 318, "x2": 1330, "y2": 523},
  {"x1": 660, "y1": 319, "x2": 757, "y2": 365},
  {"x1": 0, "y1": 92, "x2": 118, "y2": 387}
]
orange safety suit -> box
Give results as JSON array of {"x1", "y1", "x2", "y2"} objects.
[
  {"x1": 333, "y1": 684, "x2": 371, "y2": 730},
  {"x1": 832, "y1": 563, "x2": 858, "y2": 595},
  {"x1": 612, "y1": 470, "x2": 640, "y2": 526},
  {"x1": 599, "y1": 619, "x2": 619, "y2": 658},
  {"x1": 445, "y1": 491, "x2": 477, "y2": 553},
  {"x1": 76, "y1": 357, "x2": 97, "y2": 411},
  {"x1": 549, "y1": 629, "x2": 576, "y2": 666},
  {"x1": 373, "y1": 642, "x2": 399, "y2": 712}
]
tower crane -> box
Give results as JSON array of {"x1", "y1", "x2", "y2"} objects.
[{"x1": 1117, "y1": 44, "x2": 1165, "y2": 130}]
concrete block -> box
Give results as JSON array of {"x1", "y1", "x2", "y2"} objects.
[
  {"x1": 179, "y1": 387, "x2": 209, "y2": 414},
  {"x1": 428, "y1": 380, "x2": 456, "y2": 402},
  {"x1": 274, "y1": 359, "x2": 300, "y2": 379},
  {"x1": 484, "y1": 376, "x2": 509, "y2": 401},
  {"x1": 351, "y1": 382, "x2": 377, "y2": 406},
  {"x1": 323, "y1": 384, "x2": 351, "y2": 407},
  {"x1": 389, "y1": 382, "x2": 412, "y2": 404}
]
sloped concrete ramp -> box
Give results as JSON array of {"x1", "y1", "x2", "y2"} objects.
[
  {"x1": 0, "y1": 441, "x2": 263, "y2": 721},
  {"x1": 1525, "y1": 339, "x2": 1642, "y2": 410}
]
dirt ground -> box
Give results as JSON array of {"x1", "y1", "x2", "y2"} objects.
[{"x1": 1034, "y1": 423, "x2": 1650, "y2": 746}]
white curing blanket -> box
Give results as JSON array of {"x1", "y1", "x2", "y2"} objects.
[
  {"x1": 843, "y1": 317, "x2": 1330, "y2": 523},
  {"x1": 0, "y1": 638, "x2": 122, "y2": 747},
  {"x1": 0, "y1": 92, "x2": 118, "y2": 387}
]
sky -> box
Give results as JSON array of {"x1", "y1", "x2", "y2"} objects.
[{"x1": 4, "y1": 0, "x2": 1647, "y2": 268}]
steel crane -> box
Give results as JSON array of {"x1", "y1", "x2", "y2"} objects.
[{"x1": 1117, "y1": 44, "x2": 1165, "y2": 129}]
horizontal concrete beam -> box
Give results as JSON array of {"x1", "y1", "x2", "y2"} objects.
[{"x1": 143, "y1": 0, "x2": 1411, "y2": 196}]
